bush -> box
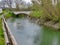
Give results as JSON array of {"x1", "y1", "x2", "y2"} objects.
[
  {"x1": 3, "y1": 9, "x2": 16, "y2": 19},
  {"x1": 31, "y1": 10, "x2": 43, "y2": 18}
]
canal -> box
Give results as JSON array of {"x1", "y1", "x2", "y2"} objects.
[{"x1": 6, "y1": 17, "x2": 60, "y2": 45}]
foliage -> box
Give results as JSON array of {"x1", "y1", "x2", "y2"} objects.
[
  {"x1": 30, "y1": 2, "x2": 43, "y2": 18},
  {"x1": 40, "y1": 0, "x2": 60, "y2": 23},
  {"x1": 31, "y1": 2, "x2": 41, "y2": 11},
  {"x1": 3, "y1": 9, "x2": 16, "y2": 19},
  {"x1": 31, "y1": 10, "x2": 43, "y2": 18}
]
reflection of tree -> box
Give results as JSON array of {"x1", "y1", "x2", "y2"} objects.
[
  {"x1": 34, "y1": 35, "x2": 39, "y2": 43},
  {"x1": 14, "y1": 22, "x2": 24, "y2": 30}
]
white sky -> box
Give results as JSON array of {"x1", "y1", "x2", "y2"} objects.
[
  {"x1": 0, "y1": 0, "x2": 32, "y2": 2},
  {"x1": 0, "y1": 0, "x2": 32, "y2": 3},
  {"x1": 24, "y1": 0, "x2": 32, "y2": 3},
  {"x1": 0, "y1": 0, "x2": 1, "y2": 1}
]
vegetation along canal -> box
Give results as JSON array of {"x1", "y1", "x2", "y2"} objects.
[{"x1": 6, "y1": 17, "x2": 60, "y2": 45}]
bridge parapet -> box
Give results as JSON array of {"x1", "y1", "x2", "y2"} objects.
[{"x1": 13, "y1": 11, "x2": 31, "y2": 15}]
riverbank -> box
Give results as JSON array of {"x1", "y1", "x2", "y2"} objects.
[
  {"x1": 28, "y1": 15, "x2": 60, "y2": 30},
  {"x1": 3, "y1": 9, "x2": 60, "y2": 31},
  {"x1": 0, "y1": 9, "x2": 15, "y2": 45}
]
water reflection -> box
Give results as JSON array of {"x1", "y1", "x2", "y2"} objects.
[
  {"x1": 52, "y1": 36, "x2": 58, "y2": 45},
  {"x1": 7, "y1": 18, "x2": 60, "y2": 45},
  {"x1": 14, "y1": 22, "x2": 24, "y2": 30}
]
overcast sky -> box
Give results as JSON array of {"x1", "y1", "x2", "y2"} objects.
[
  {"x1": 0, "y1": 0, "x2": 1, "y2": 1},
  {"x1": 24, "y1": 0, "x2": 32, "y2": 5},
  {"x1": 0, "y1": 0, "x2": 32, "y2": 3},
  {"x1": 0, "y1": 0, "x2": 32, "y2": 8},
  {"x1": 24, "y1": 0, "x2": 32, "y2": 3}
]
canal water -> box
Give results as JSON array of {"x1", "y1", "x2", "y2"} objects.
[{"x1": 6, "y1": 17, "x2": 60, "y2": 45}]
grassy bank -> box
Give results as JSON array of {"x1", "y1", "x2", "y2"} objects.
[
  {"x1": 0, "y1": 19, "x2": 5, "y2": 45},
  {"x1": 0, "y1": 9, "x2": 15, "y2": 45}
]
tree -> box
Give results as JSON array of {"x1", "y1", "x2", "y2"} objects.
[{"x1": 40, "y1": 0, "x2": 60, "y2": 23}]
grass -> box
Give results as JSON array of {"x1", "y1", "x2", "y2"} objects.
[{"x1": 0, "y1": 19, "x2": 5, "y2": 45}]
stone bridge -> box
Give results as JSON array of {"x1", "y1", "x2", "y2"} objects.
[{"x1": 13, "y1": 11, "x2": 31, "y2": 15}]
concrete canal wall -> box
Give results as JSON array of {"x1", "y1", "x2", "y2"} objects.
[{"x1": 2, "y1": 17, "x2": 17, "y2": 45}]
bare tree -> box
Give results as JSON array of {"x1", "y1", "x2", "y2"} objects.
[{"x1": 6, "y1": 0, "x2": 12, "y2": 8}]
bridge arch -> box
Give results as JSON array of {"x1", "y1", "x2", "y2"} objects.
[
  {"x1": 13, "y1": 11, "x2": 31, "y2": 17},
  {"x1": 15, "y1": 13, "x2": 29, "y2": 18},
  {"x1": 16, "y1": 13, "x2": 29, "y2": 15}
]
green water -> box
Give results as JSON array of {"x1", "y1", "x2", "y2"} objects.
[{"x1": 40, "y1": 27, "x2": 60, "y2": 45}]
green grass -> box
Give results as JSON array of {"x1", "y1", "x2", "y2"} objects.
[{"x1": 0, "y1": 19, "x2": 5, "y2": 45}]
